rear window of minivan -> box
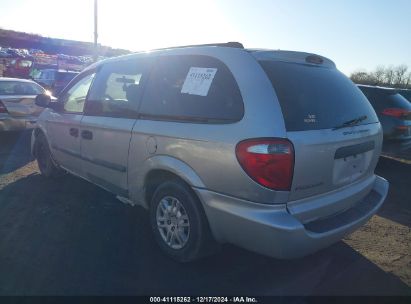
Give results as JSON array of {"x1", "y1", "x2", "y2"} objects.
[
  {"x1": 384, "y1": 93, "x2": 411, "y2": 109},
  {"x1": 400, "y1": 91, "x2": 411, "y2": 102},
  {"x1": 260, "y1": 61, "x2": 379, "y2": 131},
  {"x1": 359, "y1": 87, "x2": 411, "y2": 113}
]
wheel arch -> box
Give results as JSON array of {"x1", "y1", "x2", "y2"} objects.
[{"x1": 137, "y1": 155, "x2": 206, "y2": 209}]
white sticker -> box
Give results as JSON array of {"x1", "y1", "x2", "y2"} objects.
[{"x1": 181, "y1": 67, "x2": 217, "y2": 97}]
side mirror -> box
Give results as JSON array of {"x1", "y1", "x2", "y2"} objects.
[{"x1": 35, "y1": 93, "x2": 51, "y2": 107}]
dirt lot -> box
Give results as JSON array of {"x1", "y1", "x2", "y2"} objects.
[{"x1": 0, "y1": 131, "x2": 410, "y2": 295}]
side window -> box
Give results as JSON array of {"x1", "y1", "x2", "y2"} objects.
[
  {"x1": 61, "y1": 73, "x2": 95, "y2": 113},
  {"x1": 86, "y1": 58, "x2": 149, "y2": 118},
  {"x1": 140, "y1": 55, "x2": 244, "y2": 123}
]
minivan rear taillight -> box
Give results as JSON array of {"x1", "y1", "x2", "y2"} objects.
[
  {"x1": 236, "y1": 139, "x2": 294, "y2": 191},
  {"x1": 0, "y1": 101, "x2": 8, "y2": 113},
  {"x1": 395, "y1": 125, "x2": 410, "y2": 134},
  {"x1": 381, "y1": 108, "x2": 411, "y2": 119}
]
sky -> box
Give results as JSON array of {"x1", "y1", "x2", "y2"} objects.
[{"x1": 0, "y1": 0, "x2": 410, "y2": 75}]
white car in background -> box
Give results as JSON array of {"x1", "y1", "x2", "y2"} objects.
[{"x1": 0, "y1": 77, "x2": 50, "y2": 132}]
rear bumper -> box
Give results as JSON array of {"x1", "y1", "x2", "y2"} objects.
[
  {"x1": 194, "y1": 175, "x2": 388, "y2": 259},
  {"x1": 0, "y1": 114, "x2": 37, "y2": 132}
]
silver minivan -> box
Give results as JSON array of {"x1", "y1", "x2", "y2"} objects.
[{"x1": 31, "y1": 43, "x2": 389, "y2": 262}]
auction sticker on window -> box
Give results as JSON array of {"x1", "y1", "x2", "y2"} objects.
[{"x1": 181, "y1": 67, "x2": 217, "y2": 96}]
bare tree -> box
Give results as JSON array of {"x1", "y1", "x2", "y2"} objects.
[
  {"x1": 350, "y1": 70, "x2": 373, "y2": 84},
  {"x1": 383, "y1": 65, "x2": 395, "y2": 86},
  {"x1": 372, "y1": 65, "x2": 385, "y2": 85},
  {"x1": 350, "y1": 65, "x2": 411, "y2": 89},
  {"x1": 394, "y1": 64, "x2": 408, "y2": 88}
]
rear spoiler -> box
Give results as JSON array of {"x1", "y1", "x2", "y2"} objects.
[{"x1": 249, "y1": 50, "x2": 336, "y2": 68}]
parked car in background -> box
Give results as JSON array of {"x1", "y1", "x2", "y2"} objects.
[
  {"x1": 35, "y1": 69, "x2": 78, "y2": 96},
  {"x1": 0, "y1": 77, "x2": 51, "y2": 132},
  {"x1": 32, "y1": 43, "x2": 388, "y2": 262},
  {"x1": 358, "y1": 85, "x2": 411, "y2": 140},
  {"x1": 4, "y1": 58, "x2": 33, "y2": 78},
  {"x1": 398, "y1": 89, "x2": 411, "y2": 103}
]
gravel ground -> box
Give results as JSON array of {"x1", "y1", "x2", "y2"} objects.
[
  {"x1": 0, "y1": 131, "x2": 410, "y2": 295},
  {"x1": 345, "y1": 156, "x2": 411, "y2": 286}
]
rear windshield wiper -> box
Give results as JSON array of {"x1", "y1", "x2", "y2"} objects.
[{"x1": 332, "y1": 115, "x2": 368, "y2": 130}]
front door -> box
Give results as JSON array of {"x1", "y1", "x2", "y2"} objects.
[{"x1": 47, "y1": 72, "x2": 95, "y2": 176}]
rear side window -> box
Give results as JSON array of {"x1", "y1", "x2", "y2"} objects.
[
  {"x1": 140, "y1": 55, "x2": 243, "y2": 123},
  {"x1": 86, "y1": 58, "x2": 150, "y2": 118},
  {"x1": 260, "y1": 61, "x2": 378, "y2": 131},
  {"x1": 0, "y1": 81, "x2": 44, "y2": 95}
]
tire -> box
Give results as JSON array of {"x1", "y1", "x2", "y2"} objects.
[
  {"x1": 35, "y1": 133, "x2": 63, "y2": 178},
  {"x1": 149, "y1": 180, "x2": 218, "y2": 262}
]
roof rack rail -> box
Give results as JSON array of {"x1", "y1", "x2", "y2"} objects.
[{"x1": 149, "y1": 42, "x2": 244, "y2": 51}]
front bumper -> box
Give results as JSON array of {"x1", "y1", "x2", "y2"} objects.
[
  {"x1": 194, "y1": 175, "x2": 388, "y2": 259},
  {"x1": 0, "y1": 114, "x2": 37, "y2": 132}
]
